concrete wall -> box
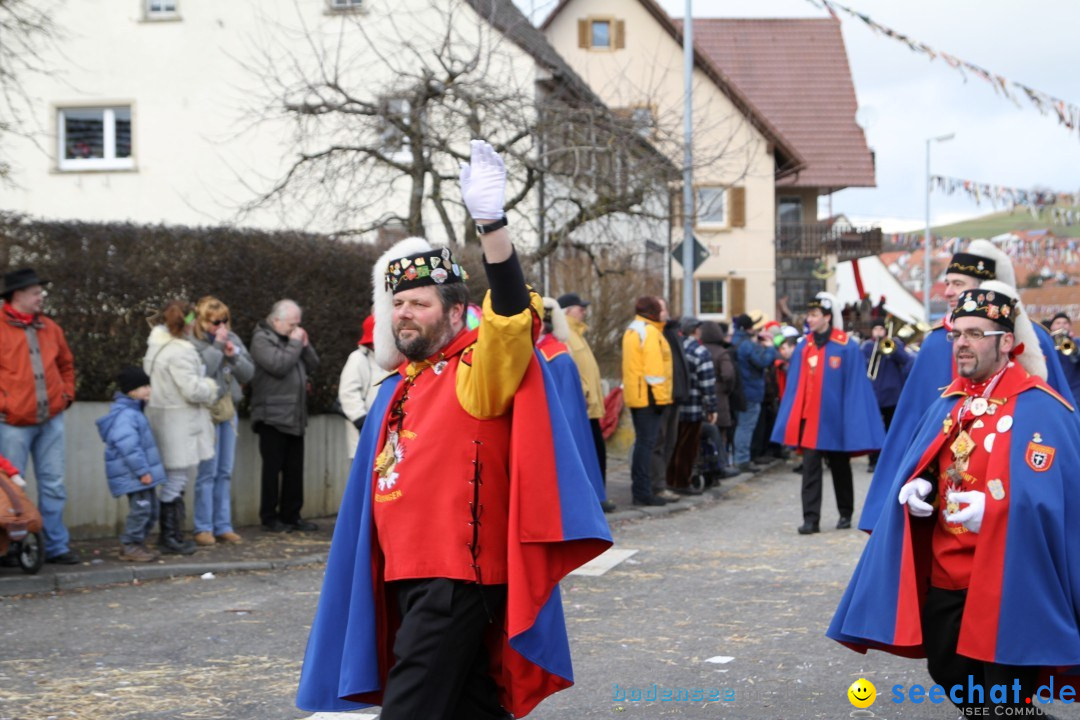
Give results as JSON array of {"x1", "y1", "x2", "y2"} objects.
[{"x1": 17, "y1": 403, "x2": 353, "y2": 540}]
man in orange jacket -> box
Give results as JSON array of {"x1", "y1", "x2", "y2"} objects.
[{"x1": 0, "y1": 268, "x2": 79, "y2": 564}]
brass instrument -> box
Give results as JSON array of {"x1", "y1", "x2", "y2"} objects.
[
  {"x1": 866, "y1": 321, "x2": 897, "y2": 381},
  {"x1": 1053, "y1": 329, "x2": 1076, "y2": 357}
]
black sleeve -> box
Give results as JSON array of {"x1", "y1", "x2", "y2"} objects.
[{"x1": 483, "y1": 248, "x2": 531, "y2": 317}]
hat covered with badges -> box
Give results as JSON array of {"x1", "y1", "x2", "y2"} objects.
[
  {"x1": 384, "y1": 247, "x2": 468, "y2": 295},
  {"x1": 952, "y1": 286, "x2": 1017, "y2": 330},
  {"x1": 953, "y1": 280, "x2": 1048, "y2": 381}
]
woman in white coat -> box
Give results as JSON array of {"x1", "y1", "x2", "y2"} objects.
[
  {"x1": 143, "y1": 300, "x2": 218, "y2": 554},
  {"x1": 338, "y1": 315, "x2": 387, "y2": 460}
]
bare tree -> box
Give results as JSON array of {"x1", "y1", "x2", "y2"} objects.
[{"x1": 0, "y1": 0, "x2": 61, "y2": 181}]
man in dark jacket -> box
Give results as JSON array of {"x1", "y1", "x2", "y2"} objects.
[
  {"x1": 651, "y1": 298, "x2": 688, "y2": 502},
  {"x1": 699, "y1": 321, "x2": 739, "y2": 479},
  {"x1": 731, "y1": 313, "x2": 778, "y2": 472},
  {"x1": 860, "y1": 319, "x2": 911, "y2": 472},
  {"x1": 251, "y1": 299, "x2": 320, "y2": 532}
]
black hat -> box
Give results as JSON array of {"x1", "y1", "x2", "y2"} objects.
[
  {"x1": 557, "y1": 292, "x2": 589, "y2": 309},
  {"x1": 871, "y1": 318, "x2": 886, "y2": 329},
  {"x1": 679, "y1": 315, "x2": 702, "y2": 334},
  {"x1": 946, "y1": 252, "x2": 996, "y2": 281},
  {"x1": 1, "y1": 268, "x2": 50, "y2": 298},
  {"x1": 384, "y1": 248, "x2": 467, "y2": 295},
  {"x1": 117, "y1": 366, "x2": 151, "y2": 394},
  {"x1": 733, "y1": 313, "x2": 754, "y2": 330},
  {"x1": 952, "y1": 288, "x2": 1017, "y2": 331}
]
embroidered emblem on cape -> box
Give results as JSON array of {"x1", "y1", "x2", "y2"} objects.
[
  {"x1": 987, "y1": 478, "x2": 1005, "y2": 501},
  {"x1": 829, "y1": 356, "x2": 842, "y2": 369},
  {"x1": 1025, "y1": 434, "x2": 1055, "y2": 472}
]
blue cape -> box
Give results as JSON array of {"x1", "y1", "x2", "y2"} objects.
[
  {"x1": 296, "y1": 350, "x2": 612, "y2": 717},
  {"x1": 857, "y1": 323, "x2": 1078, "y2": 531},
  {"x1": 770, "y1": 331, "x2": 885, "y2": 452},
  {"x1": 540, "y1": 345, "x2": 606, "y2": 503},
  {"x1": 829, "y1": 372, "x2": 1080, "y2": 665}
]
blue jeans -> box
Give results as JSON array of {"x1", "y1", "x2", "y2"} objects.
[
  {"x1": 734, "y1": 402, "x2": 762, "y2": 465},
  {"x1": 121, "y1": 489, "x2": 159, "y2": 545},
  {"x1": 0, "y1": 414, "x2": 70, "y2": 557},
  {"x1": 193, "y1": 418, "x2": 237, "y2": 535},
  {"x1": 630, "y1": 408, "x2": 663, "y2": 501}
]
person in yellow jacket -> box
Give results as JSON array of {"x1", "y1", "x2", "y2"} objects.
[
  {"x1": 558, "y1": 293, "x2": 616, "y2": 512},
  {"x1": 622, "y1": 295, "x2": 673, "y2": 506}
]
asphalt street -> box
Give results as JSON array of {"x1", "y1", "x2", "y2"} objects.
[{"x1": 2, "y1": 460, "x2": 1077, "y2": 720}]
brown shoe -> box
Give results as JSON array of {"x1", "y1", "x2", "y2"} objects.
[
  {"x1": 193, "y1": 531, "x2": 216, "y2": 546},
  {"x1": 215, "y1": 531, "x2": 243, "y2": 544},
  {"x1": 118, "y1": 544, "x2": 158, "y2": 563}
]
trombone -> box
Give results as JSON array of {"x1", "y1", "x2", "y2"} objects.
[
  {"x1": 1053, "y1": 329, "x2": 1076, "y2": 357},
  {"x1": 867, "y1": 321, "x2": 899, "y2": 381}
]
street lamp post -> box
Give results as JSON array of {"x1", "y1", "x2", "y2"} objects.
[
  {"x1": 681, "y1": 0, "x2": 695, "y2": 318},
  {"x1": 924, "y1": 132, "x2": 955, "y2": 320}
]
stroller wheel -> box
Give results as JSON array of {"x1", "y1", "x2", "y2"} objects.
[
  {"x1": 17, "y1": 532, "x2": 45, "y2": 575},
  {"x1": 690, "y1": 473, "x2": 706, "y2": 493}
]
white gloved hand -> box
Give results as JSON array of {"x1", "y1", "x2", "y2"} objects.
[
  {"x1": 10, "y1": 473, "x2": 26, "y2": 488},
  {"x1": 898, "y1": 478, "x2": 934, "y2": 517},
  {"x1": 944, "y1": 490, "x2": 985, "y2": 534},
  {"x1": 459, "y1": 139, "x2": 507, "y2": 221}
]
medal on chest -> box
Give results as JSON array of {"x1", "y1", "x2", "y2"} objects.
[{"x1": 807, "y1": 354, "x2": 818, "y2": 369}]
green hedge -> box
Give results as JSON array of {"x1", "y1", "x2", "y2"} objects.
[{"x1": 0, "y1": 215, "x2": 495, "y2": 413}]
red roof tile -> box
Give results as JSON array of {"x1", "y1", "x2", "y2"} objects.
[{"x1": 675, "y1": 18, "x2": 876, "y2": 191}]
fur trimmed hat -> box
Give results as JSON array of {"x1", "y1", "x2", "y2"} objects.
[
  {"x1": 964, "y1": 239, "x2": 1016, "y2": 288},
  {"x1": 541, "y1": 297, "x2": 570, "y2": 342},
  {"x1": 371, "y1": 237, "x2": 438, "y2": 371}
]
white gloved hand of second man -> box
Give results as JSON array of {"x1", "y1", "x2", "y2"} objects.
[
  {"x1": 898, "y1": 478, "x2": 934, "y2": 517},
  {"x1": 944, "y1": 490, "x2": 985, "y2": 534},
  {"x1": 459, "y1": 139, "x2": 507, "y2": 221}
]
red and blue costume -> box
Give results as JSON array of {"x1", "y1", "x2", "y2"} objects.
[
  {"x1": 829, "y1": 362, "x2": 1080, "y2": 666},
  {"x1": 857, "y1": 322, "x2": 1077, "y2": 532},
  {"x1": 770, "y1": 328, "x2": 885, "y2": 453}
]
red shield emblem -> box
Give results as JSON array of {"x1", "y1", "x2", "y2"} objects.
[
  {"x1": 1025, "y1": 442, "x2": 1055, "y2": 472},
  {"x1": 829, "y1": 356, "x2": 842, "y2": 369}
]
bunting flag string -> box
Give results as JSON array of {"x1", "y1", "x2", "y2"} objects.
[
  {"x1": 930, "y1": 175, "x2": 1080, "y2": 210},
  {"x1": 807, "y1": 0, "x2": 1080, "y2": 139}
]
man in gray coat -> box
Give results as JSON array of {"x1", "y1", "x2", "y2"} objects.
[{"x1": 250, "y1": 299, "x2": 320, "y2": 532}]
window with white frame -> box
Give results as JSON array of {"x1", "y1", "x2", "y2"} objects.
[
  {"x1": 58, "y1": 107, "x2": 134, "y2": 171},
  {"x1": 146, "y1": 0, "x2": 177, "y2": 18},
  {"x1": 695, "y1": 186, "x2": 727, "y2": 227},
  {"x1": 697, "y1": 279, "x2": 726, "y2": 316}
]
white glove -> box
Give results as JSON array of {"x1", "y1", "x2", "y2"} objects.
[
  {"x1": 898, "y1": 478, "x2": 934, "y2": 517},
  {"x1": 944, "y1": 490, "x2": 985, "y2": 534},
  {"x1": 459, "y1": 139, "x2": 506, "y2": 221},
  {"x1": 10, "y1": 473, "x2": 26, "y2": 488}
]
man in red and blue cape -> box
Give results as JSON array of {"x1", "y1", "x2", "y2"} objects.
[
  {"x1": 537, "y1": 297, "x2": 607, "y2": 508},
  {"x1": 828, "y1": 281, "x2": 1080, "y2": 716},
  {"x1": 295, "y1": 141, "x2": 612, "y2": 720},
  {"x1": 770, "y1": 292, "x2": 885, "y2": 535},
  {"x1": 857, "y1": 240, "x2": 1077, "y2": 532}
]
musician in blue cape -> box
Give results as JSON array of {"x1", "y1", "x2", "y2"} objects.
[
  {"x1": 828, "y1": 281, "x2": 1080, "y2": 717},
  {"x1": 858, "y1": 239, "x2": 1077, "y2": 532},
  {"x1": 295, "y1": 141, "x2": 612, "y2": 719},
  {"x1": 770, "y1": 292, "x2": 884, "y2": 535}
]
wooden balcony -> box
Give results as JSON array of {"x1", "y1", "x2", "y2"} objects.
[{"x1": 776, "y1": 223, "x2": 882, "y2": 260}]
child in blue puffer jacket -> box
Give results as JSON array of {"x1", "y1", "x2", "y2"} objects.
[{"x1": 95, "y1": 367, "x2": 167, "y2": 562}]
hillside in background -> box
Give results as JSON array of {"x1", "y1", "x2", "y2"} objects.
[{"x1": 932, "y1": 206, "x2": 1080, "y2": 239}]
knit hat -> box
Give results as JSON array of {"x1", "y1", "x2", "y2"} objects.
[{"x1": 117, "y1": 366, "x2": 151, "y2": 394}]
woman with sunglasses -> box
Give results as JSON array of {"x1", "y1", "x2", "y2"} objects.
[
  {"x1": 143, "y1": 300, "x2": 219, "y2": 554},
  {"x1": 189, "y1": 296, "x2": 254, "y2": 546}
]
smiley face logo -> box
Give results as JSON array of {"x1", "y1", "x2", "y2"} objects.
[{"x1": 848, "y1": 678, "x2": 876, "y2": 708}]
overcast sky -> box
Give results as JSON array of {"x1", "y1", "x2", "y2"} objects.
[{"x1": 516, "y1": 0, "x2": 1080, "y2": 232}]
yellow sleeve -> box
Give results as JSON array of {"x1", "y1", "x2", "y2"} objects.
[{"x1": 456, "y1": 290, "x2": 542, "y2": 419}]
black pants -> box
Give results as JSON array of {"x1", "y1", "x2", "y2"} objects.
[
  {"x1": 589, "y1": 418, "x2": 607, "y2": 484},
  {"x1": 800, "y1": 449, "x2": 853, "y2": 523},
  {"x1": 257, "y1": 425, "x2": 305, "y2": 525},
  {"x1": 868, "y1": 405, "x2": 896, "y2": 466},
  {"x1": 381, "y1": 579, "x2": 511, "y2": 720},
  {"x1": 922, "y1": 587, "x2": 1043, "y2": 716}
]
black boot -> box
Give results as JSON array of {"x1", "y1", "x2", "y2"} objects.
[
  {"x1": 158, "y1": 499, "x2": 196, "y2": 555},
  {"x1": 171, "y1": 494, "x2": 197, "y2": 554}
]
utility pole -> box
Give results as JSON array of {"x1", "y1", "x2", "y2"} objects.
[{"x1": 681, "y1": 0, "x2": 695, "y2": 318}]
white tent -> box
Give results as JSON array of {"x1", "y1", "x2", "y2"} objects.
[{"x1": 834, "y1": 255, "x2": 927, "y2": 325}]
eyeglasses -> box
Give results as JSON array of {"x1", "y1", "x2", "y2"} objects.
[
  {"x1": 210, "y1": 318, "x2": 230, "y2": 326},
  {"x1": 946, "y1": 329, "x2": 1007, "y2": 342}
]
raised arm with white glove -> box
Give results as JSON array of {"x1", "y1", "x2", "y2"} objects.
[
  {"x1": 898, "y1": 478, "x2": 934, "y2": 517},
  {"x1": 460, "y1": 139, "x2": 511, "y2": 263},
  {"x1": 944, "y1": 490, "x2": 985, "y2": 534}
]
